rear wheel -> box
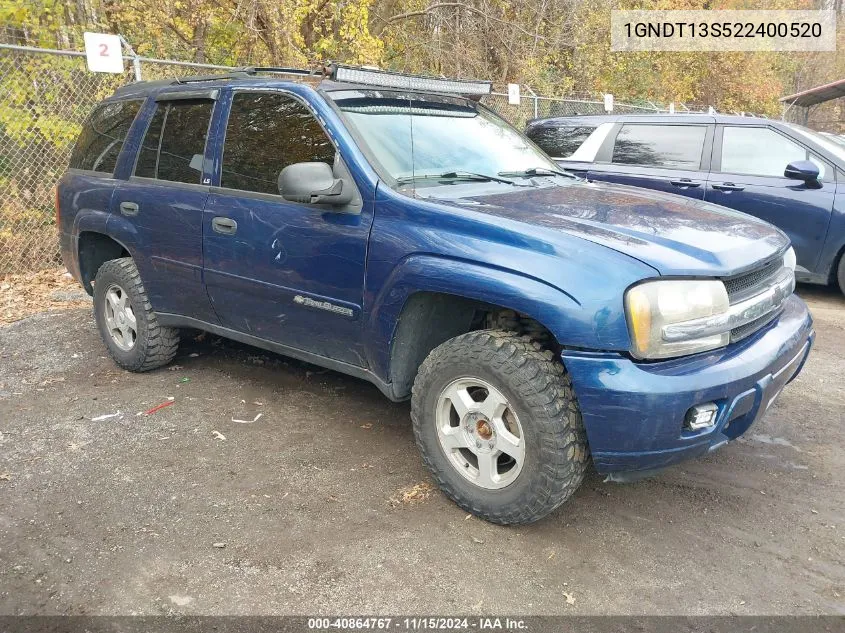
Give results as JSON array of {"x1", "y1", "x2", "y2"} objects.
[
  {"x1": 410, "y1": 330, "x2": 589, "y2": 525},
  {"x1": 837, "y1": 254, "x2": 845, "y2": 296},
  {"x1": 93, "y1": 258, "x2": 179, "y2": 372}
]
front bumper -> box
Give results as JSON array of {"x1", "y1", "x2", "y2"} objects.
[{"x1": 562, "y1": 295, "x2": 814, "y2": 474}]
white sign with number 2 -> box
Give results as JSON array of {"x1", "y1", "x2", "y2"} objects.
[{"x1": 84, "y1": 32, "x2": 124, "y2": 73}]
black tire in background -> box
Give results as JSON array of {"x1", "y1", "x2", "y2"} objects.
[
  {"x1": 93, "y1": 257, "x2": 180, "y2": 372},
  {"x1": 837, "y1": 253, "x2": 845, "y2": 296},
  {"x1": 411, "y1": 329, "x2": 589, "y2": 525}
]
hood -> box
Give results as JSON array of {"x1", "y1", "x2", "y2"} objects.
[{"x1": 421, "y1": 179, "x2": 789, "y2": 276}]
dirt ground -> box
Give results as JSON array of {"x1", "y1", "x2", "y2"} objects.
[{"x1": 0, "y1": 283, "x2": 843, "y2": 616}]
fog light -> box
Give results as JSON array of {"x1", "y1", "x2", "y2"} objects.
[{"x1": 685, "y1": 403, "x2": 718, "y2": 431}]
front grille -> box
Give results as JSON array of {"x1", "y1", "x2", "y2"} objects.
[
  {"x1": 730, "y1": 310, "x2": 780, "y2": 343},
  {"x1": 723, "y1": 257, "x2": 783, "y2": 303},
  {"x1": 723, "y1": 255, "x2": 790, "y2": 343}
]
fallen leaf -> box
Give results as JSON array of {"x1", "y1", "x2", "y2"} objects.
[
  {"x1": 389, "y1": 482, "x2": 434, "y2": 506},
  {"x1": 0, "y1": 267, "x2": 91, "y2": 325}
]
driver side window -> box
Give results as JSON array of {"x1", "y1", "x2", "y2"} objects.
[
  {"x1": 221, "y1": 91, "x2": 336, "y2": 195},
  {"x1": 720, "y1": 127, "x2": 826, "y2": 179}
]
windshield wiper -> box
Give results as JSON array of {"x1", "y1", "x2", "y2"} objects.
[
  {"x1": 396, "y1": 170, "x2": 523, "y2": 186},
  {"x1": 498, "y1": 167, "x2": 576, "y2": 179}
]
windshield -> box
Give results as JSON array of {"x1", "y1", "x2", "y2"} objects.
[
  {"x1": 785, "y1": 122, "x2": 845, "y2": 163},
  {"x1": 328, "y1": 89, "x2": 560, "y2": 185},
  {"x1": 821, "y1": 132, "x2": 845, "y2": 147}
]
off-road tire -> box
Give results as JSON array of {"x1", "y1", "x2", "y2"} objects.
[
  {"x1": 93, "y1": 258, "x2": 179, "y2": 372},
  {"x1": 410, "y1": 330, "x2": 589, "y2": 525},
  {"x1": 837, "y1": 253, "x2": 845, "y2": 296}
]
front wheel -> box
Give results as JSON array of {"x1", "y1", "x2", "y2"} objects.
[
  {"x1": 837, "y1": 254, "x2": 845, "y2": 296},
  {"x1": 410, "y1": 330, "x2": 589, "y2": 525}
]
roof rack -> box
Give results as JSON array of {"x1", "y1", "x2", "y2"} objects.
[
  {"x1": 110, "y1": 66, "x2": 324, "y2": 98},
  {"x1": 239, "y1": 66, "x2": 326, "y2": 77},
  {"x1": 167, "y1": 66, "x2": 325, "y2": 85},
  {"x1": 173, "y1": 71, "x2": 254, "y2": 84}
]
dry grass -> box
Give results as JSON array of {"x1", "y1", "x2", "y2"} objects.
[{"x1": 0, "y1": 267, "x2": 90, "y2": 325}]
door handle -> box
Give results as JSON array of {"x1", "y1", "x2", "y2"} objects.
[
  {"x1": 211, "y1": 216, "x2": 238, "y2": 235},
  {"x1": 119, "y1": 201, "x2": 139, "y2": 216},
  {"x1": 712, "y1": 183, "x2": 745, "y2": 192},
  {"x1": 669, "y1": 179, "x2": 701, "y2": 188}
]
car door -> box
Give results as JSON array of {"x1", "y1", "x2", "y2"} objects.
[
  {"x1": 586, "y1": 122, "x2": 712, "y2": 200},
  {"x1": 109, "y1": 92, "x2": 219, "y2": 323},
  {"x1": 706, "y1": 125, "x2": 835, "y2": 273},
  {"x1": 202, "y1": 88, "x2": 373, "y2": 366}
]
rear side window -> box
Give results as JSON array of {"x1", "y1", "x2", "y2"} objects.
[
  {"x1": 527, "y1": 125, "x2": 596, "y2": 158},
  {"x1": 221, "y1": 92, "x2": 336, "y2": 195},
  {"x1": 135, "y1": 100, "x2": 214, "y2": 184},
  {"x1": 69, "y1": 100, "x2": 142, "y2": 173},
  {"x1": 612, "y1": 124, "x2": 706, "y2": 169}
]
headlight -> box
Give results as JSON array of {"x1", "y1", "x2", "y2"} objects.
[
  {"x1": 783, "y1": 246, "x2": 796, "y2": 272},
  {"x1": 625, "y1": 279, "x2": 730, "y2": 359}
]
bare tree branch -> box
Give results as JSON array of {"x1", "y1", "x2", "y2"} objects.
[{"x1": 379, "y1": 2, "x2": 550, "y2": 41}]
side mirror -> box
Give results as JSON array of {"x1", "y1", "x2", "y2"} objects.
[
  {"x1": 784, "y1": 160, "x2": 820, "y2": 182},
  {"x1": 278, "y1": 162, "x2": 353, "y2": 206}
]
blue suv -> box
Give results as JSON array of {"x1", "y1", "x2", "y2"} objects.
[
  {"x1": 525, "y1": 113, "x2": 845, "y2": 294},
  {"x1": 57, "y1": 66, "x2": 813, "y2": 524}
]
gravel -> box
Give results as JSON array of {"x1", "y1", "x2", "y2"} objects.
[{"x1": 0, "y1": 286, "x2": 843, "y2": 615}]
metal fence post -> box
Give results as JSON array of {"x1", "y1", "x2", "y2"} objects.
[
  {"x1": 119, "y1": 35, "x2": 142, "y2": 81},
  {"x1": 523, "y1": 86, "x2": 539, "y2": 120}
]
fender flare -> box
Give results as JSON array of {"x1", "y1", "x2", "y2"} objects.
[
  {"x1": 102, "y1": 213, "x2": 144, "y2": 263},
  {"x1": 364, "y1": 254, "x2": 629, "y2": 381}
]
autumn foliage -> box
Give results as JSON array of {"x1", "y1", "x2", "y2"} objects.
[{"x1": 2, "y1": 0, "x2": 842, "y2": 116}]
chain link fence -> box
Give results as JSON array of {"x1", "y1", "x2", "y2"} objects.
[
  {"x1": 481, "y1": 93, "x2": 666, "y2": 129},
  {"x1": 0, "y1": 42, "x2": 721, "y2": 274},
  {"x1": 0, "y1": 45, "x2": 241, "y2": 273}
]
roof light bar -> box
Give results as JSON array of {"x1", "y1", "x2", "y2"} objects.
[
  {"x1": 329, "y1": 64, "x2": 492, "y2": 96},
  {"x1": 340, "y1": 105, "x2": 477, "y2": 117}
]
